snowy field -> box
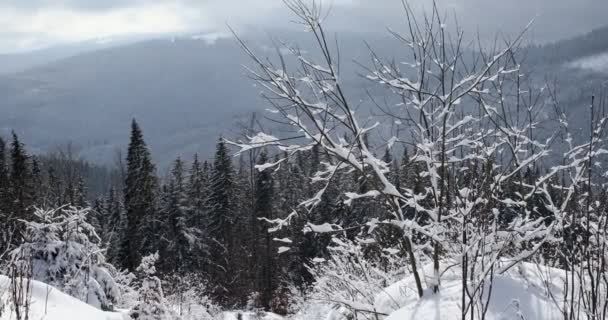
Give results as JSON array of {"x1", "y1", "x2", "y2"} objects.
[
  {"x1": 1, "y1": 261, "x2": 568, "y2": 320},
  {"x1": 0, "y1": 275, "x2": 124, "y2": 320}
]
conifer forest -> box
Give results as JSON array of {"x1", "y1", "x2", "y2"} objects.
[{"x1": 2, "y1": 1, "x2": 608, "y2": 319}]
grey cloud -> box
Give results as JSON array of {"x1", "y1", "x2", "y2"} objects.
[{"x1": 1, "y1": 0, "x2": 607, "y2": 52}]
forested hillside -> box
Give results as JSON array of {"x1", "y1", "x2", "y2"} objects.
[{"x1": 2, "y1": 1, "x2": 608, "y2": 320}]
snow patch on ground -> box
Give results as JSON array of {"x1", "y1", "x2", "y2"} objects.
[
  {"x1": 0, "y1": 262, "x2": 570, "y2": 320},
  {"x1": 377, "y1": 262, "x2": 564, "y2": 320},
  {"x1": 0, "y1": 275, "x2": 125, "y2": 320},
  {"x1": 221, "y1": 311, "x2": 283, "y2": 320}
]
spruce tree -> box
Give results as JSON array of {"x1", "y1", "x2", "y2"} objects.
[
  {"x1": 74, "y1": 176, "x2": 89, "y2": 208},
  {"x1": 187, "y1": 155, "x2": 211, "y2": 273},
  {"x1": 253, "y1": 150, "x2": 278, "y2": 310},
  {"x1": 206, "y1": 138, "x2": 237, "y2": 304},
  {"x1": 0, "y1": 136, "x2": 10, "y2": 253},
  {"x1": 106, "y1": 188, "x2": 130, "y2": 268},
  {"x1": 45, "y1": 165, "x2": 63, "y2": 208},
  {"x1": 90, "y1": 198, "x2": 106, "y2": 238},
  {"x1": 163, "y1": 158, "x2": 198, "y2": 275},
  {"x1": 188, "y1": 154, "x2": 207, "y2": 233},
  {"x1": 31, "y1": 157, "x2": 43, "y2": 206},
  {"x1": 0, "y1": 137, "x2": 8, "y2": 214},
  {"x1": 9, "y1": 131, "x2": 34, "y2": 240},
  {"x1": 124, "y1": 119, "x2": 158, "y2": 270}
]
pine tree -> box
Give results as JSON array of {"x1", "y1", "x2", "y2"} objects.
[
  {"x1": 74, "y1": 176, "x2": 89, "y2": 208},
  {"x1": 253, "y1": 150, "x2": 278, "y2": 310},
  {"x1": 162, "y1": 158, "x2": 198, "y2": 275},
  {"x1": 124, "y1": 119, "x2": 158, "y2": 270},
  {"x1": 11, "y1": 207, "x2": 121, "y2": 310},
  {"x1": 277, "y1": 156, "x2": 314, "y2": 287},
  {"x1": 9, "y1": 131, "x2": 34, "y2": 241},
  {"x1": 31, "y1": 157, "x2": 43, "y2": 206},
  {"x1": 188, "y1": 154, "x2": 206, "y2": 228},
  {"x1": 129, "y1": 253, "x2": 176, "y2": 320},
  {"x1": 0, "y1": 137, "x2": 8, "y2": 212},
  {"x1": 0, "y1": 136, "x2": 10, "y2": 254},
  {"x1": 91, "y1": 198, "x2": 106, "y2": 238},
  {"x1": 106, "y1": 188, "x2": 130, "y2": 269},
  {"x1": 206, "y1": 138, "x2": 237, "y2": 304},
  {"x1": 45, "y1": 165, "x2": 63, "y2": 208}
]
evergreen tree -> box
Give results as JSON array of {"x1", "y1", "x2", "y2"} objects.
[
  {"x1": 206, "y1": 138, "x2": 237, "y2": 304},
  {"x1": 45, "y1": 165, "x2": 63, "y2": 208},
  {"x1": 106, "y1": 188, "x2": 130, "y2": 268},
  {"x1": 186, "y1": 154, "x2": 210, "y2": 273},
  {"x1": 74, "y1": 176, "x2": 89, "y2": 208},
  {"x1": 253, "y1": 150, "x2": 278, "y2": 310},
  {"x1": 9, "y1": 131, "x2": 34, "y2": 240},
  {"x1": 31, "y1": 157, "x2": 43, "y2": 206},
  {"x1": 0, "y1": 136, "x2": 10, "y2": 253},
  {"x1": 0, "y1": 137, "x2": 8, "y2": 213},
  {"x1": 124, "y1": 119, "x2": 158, "y2": 270},
  {"x1": 11, "y1": 207, "x2": 121, "y2": 310},
  {"x1": 91, "y1": 198, "x2": 106, "y2": 238},
  {"x1": 129, "y1": 253, "x2": 176, "y2": 320},
  {"x1": 162, "y1": 158, "x2": 198, "y2": 275},
  {"x1": 188, "y1": 154, "x2": 207, "y2": 229}
]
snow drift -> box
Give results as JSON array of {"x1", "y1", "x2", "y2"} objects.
[
  {"x1": 376, "y1": 262, "x2": 564, "y2": 320},
  {"x1": 0, "y1": 275, "x2": 124, "y2": 320}
]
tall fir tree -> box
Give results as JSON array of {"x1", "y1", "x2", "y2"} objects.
[
  {"x1": 253, "y1": 150, "x2": 278, "y2": 310},
  {"x1": 9, "y1": 131, "x2": 35, "y2": 241},
  {"x1": 206, "y1": 138, "x2": 238, "y2": 304},
  {"x1": 0, "y1": 137, "x2": 8, "y2": 214},
  {"x1": 0, "y1": 136, "x2": 10, "y2": 253},
  {"x1": 188, "y1": 156, "x2": 209, "y2": 237},
  {"x1": 162, "y1": 157, "x2": 198, "y2": 275},
  {"x1": 124, "y1": 119, "x2": 159, "y2": 270},
  {"x1": 106, "y1": 188, "x2": 130, "y2": 268}
]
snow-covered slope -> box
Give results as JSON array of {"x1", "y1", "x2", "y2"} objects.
[
  {"x1": 0, "y1": 275, "x2": 125, "y2": 320},
  {"x1": 0, "y1": 262, "x2": 570, "y2": 320},
  {"x1": 376, "y1": 263, "x2": 564, "y2": 320}
]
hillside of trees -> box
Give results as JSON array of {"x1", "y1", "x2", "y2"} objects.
[{"x1": 2, "y1": 1, "x2": 608, "y2": 320}]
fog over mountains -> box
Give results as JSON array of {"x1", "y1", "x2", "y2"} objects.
[{"x1": 0, "y1": 27, "x2": 607, "y2": 167}]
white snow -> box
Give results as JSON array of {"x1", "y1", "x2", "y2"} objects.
[
  {"x1": 0, "y1": 275, "x2": 124, "y2": 320},
  {"x1": 376, "y1": 262, "x2": 564, "y2": 320},
  {"x1": 221, "y1": 311, "x2": 283, "y2": 320}
]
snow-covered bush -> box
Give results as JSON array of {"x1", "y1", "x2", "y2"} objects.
[
  {"x1": 302, "y1": 237, "x2": 405, "y2": 320},
  {"x1": 10, "y1": 206, "x2": 121, "y2": 311},
  {"x1": 129, "y1": 253, "x2": 178, "y2": 320},
  {"x1": 164, "y1": 273, "x2": 220, "y2": 320},
  {"x1": 115, "y1": 268, "x2": 139, "y2": 308}
]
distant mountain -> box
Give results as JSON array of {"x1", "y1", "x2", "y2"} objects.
[
  {"x1": 0, "y1": 27, "x2": 606, "y2": 167},
  {"x1": 0, "y1": 37, "x2": 261, "y2": 165},
  {"x1": 0, "y1": 35, "x2": 163, "y2": 75},
  {"x1": 0, "y1": 31, "x2": 385, "y2": 166}
]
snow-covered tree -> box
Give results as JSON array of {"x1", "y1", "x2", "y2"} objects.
[
  {"x1": 129, "y1": 253, "x2": 177, "y2": 320},
  {"x1": 229, "y1": 1, "x2": 571, "y2": 315},
  {"x1": 124, "y1": 119, "x2": 159, "y2": 270},
  {"x1": 205, "y1": 138, "x2": 238, "y2": 304},
  {"x1": 10, "y1": 207, "x2": 121, "y2": 310}
]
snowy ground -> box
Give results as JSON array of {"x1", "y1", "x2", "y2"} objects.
[
  {"x1": 221, "y1": 311, "x2": 283, "y2": 320},
  {"x1": 1, "y1": 262, "x2": 567, "y2": 320},
  {"x1": 0, "y1": 275, "x2": 124, "y2": 320},
  {"x1": 376, "y1": 262, "x2": 564, "y2": 320}
]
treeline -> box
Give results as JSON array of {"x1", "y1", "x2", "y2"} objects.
[
  {"x1": 0, "y1": 118, "x2": 599, "y2": 313},
  {"x1": 527, "y1": 24, "x2": 608, "y2": 65},
  {"x1": 0, "y1": 133, "x2": 120, "y2": 255}
]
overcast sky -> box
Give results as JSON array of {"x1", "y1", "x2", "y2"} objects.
[{"x1": 1, "y1": 0, "x2": 606, "y2": 53}]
